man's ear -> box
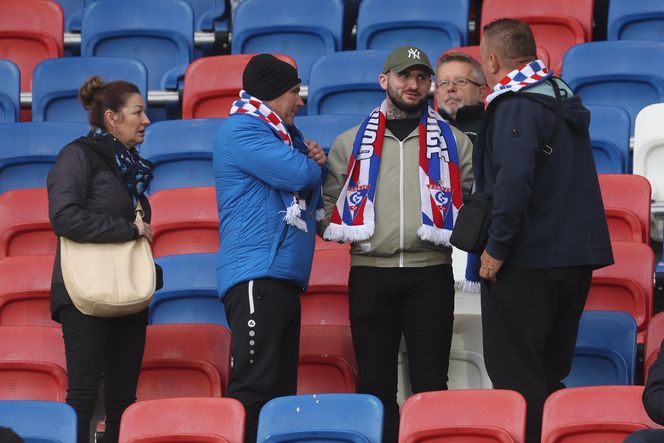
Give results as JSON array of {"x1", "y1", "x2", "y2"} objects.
[
  {"x1": 479, "y1": 85, "x2": 490, "y2": 100},
  {"x1": 378, "y1": 73, "x2": 388, "y2": 91}
]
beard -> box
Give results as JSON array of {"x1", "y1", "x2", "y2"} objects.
[{"x1": 387, "y1": 85, "x2": 427, "y2": 114}]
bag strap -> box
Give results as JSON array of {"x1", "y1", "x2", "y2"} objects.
[
  {"x1": 135, "y1": 201, "x2": 144, "y2": 220},
  {"x1": 535, "y1": 78, "x2": 564, "y2": 167}
]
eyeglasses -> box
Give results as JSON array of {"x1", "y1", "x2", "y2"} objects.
[{"x1": 436, "y1": 78, "x2": 483, "y2": 88}]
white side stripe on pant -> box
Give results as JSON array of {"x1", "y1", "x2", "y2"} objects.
[{"x1": 248, "y1": 280, "x2": 255, "y2": 315}]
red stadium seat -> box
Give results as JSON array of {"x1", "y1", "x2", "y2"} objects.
[
  {"x1": 118, "y1": 397, "x2": 245, "y2": 443},
  {"x1": 598, "y1": 174, "x2": 651, "y2": 244},
  {"x1": 541, "y1": 386, "x2": 661, "y2": 443},
  {"x1": 480, "y1": 0, "x2": 592, "y2": 75},
  {"x1": 0, "y1": 325, "x2": 67, "y2": 401},
  {"x1": 0, "y1": 255, "x2": 57, "y2": 327},
  {"x1": 298, "y1": 325, "x2": 357, "y2": 394},
  {"x1": 645, "y1": 312, "x2": 664, "y2": 378},
  {"x1": 302, "y1": 245, "x2": 351, "y2": 326},
  {"x1": 149, "y1": 187, "x2": 219, "y2": 257},
  {"x1": 398, "y1": 389, "x2": 527, "y2": 442},
  {"x1": 0, "y1": 189, "x2": 56, "y2": 258},
  {"x1": 586, "y1": 242, "x2": 654, "y2": 344},
  {"x1": 182, "y1": 54, "x2": 297, "y2": 119},
  {"x1": 140, "y1": 323, "x2": 231, "y2": 399}
]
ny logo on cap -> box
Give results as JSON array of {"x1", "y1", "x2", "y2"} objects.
[{"x1": 407, "y1": 48, "x2": 421, "y2": 59}]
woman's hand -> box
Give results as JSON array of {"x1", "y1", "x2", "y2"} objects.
[{"x1": 134, "y1": 213, "x2": 153, "y2": 243}]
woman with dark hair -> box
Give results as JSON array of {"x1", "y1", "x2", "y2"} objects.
[{"x1": 47, "y1": 76, "x2": 154, "y2": 443}]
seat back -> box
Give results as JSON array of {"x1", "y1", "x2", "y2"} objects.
[
  {"x1": 302, "y1": 244, "x2": 351, "y2": 326},
  {"x1": 182, "y1": 54, "x2": 296, "y2": 118},
  {"x1": 141, "y1": 119, "x2": 224, "y2": 193},
  {"x1": 0, "y1": 256, "x2": 57, "y2": 327},
  {"x1": 541, "y1": 386, "x2": 660, "y2": 443},
  {"x1": 634, "y1": 103, "x2": 664, "y2": 203},
  {"x1": 357, "y1": 0, "x2": 469, "y2": 62},
  {"x1": 150, "y1": 253, "x2": 228, "y2": 327},
  {"x1": 308, "y1": 50, "x2": 390, "y2": 115},
  {"x1": 81, "y1": 0, "x2": 194, "y2": 90},
  {"x1": 119, "y1": 397, "x2": 245, "y2": 443},
  {"x1": 598, "y1": 174, "x2": 651, "y2": 243},
  {"x1": 608, "y1": 0, "x2": 664, "y2": 41},
  {"x1": 231, "y1": 0, "x2": 343, "y2": 84},
  {"x1": 55, "y1": 0, "x2": 85, "y2": 32},
  {"x1": 0, "y1": 60, "x2": 20, "y2": 123},
  {"x1": 449, "y1": 313, "x2": 492, "y2": 389},
  {"x1": 257, "y1": 393, "x2": 384, "y2": 443},
  {"x1": 588, "y1": 106, "x2": 632, "y2": 174},
  {"x1": 32, "y1": 57, "x2": 148, "y2": 122},
  {"x1": 399, "y1": 389, "x2": 526, "y2": 443},
  {"x1": 645, "y1": 312, "x2": 664, "y2": 377},
  {"x1": 149, "y1": 187, "x2": 219, "y2": 257},
  {"x1": 295, "y1": 115, "x2": 363, "y2": 154},
  {"x1": 563, "y1": 41, "x2": 664, "y2": 134},
  {"x1": 0, "y1": 189, "x2": 55, "y2": 258},
  {"x1": 0, "y1": 400, "x2": 76, "y2": 443}
]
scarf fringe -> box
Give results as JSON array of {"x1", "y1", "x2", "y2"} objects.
[
  {"x1": 316, "y1": 207, "x2": 326, "y2": 222},
  {"x1": 283, "y1": 202, "x2": 308, "y2": 232},
  {"x1": 417, "y1": 225, "x2": 452, "y2": 247},
  {"x1": 323, "y1": 222, "x2": 374, "y2": 243},
  {"x1": 455, "y1": 279, "x2": 481, "y2": 293}
]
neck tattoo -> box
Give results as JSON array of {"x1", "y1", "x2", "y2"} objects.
[{"x1": 386, "y1": 102, "x2": 421, "y2": 120}]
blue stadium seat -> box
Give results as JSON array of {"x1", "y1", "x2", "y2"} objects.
[
  {"x1": 141, "y1": 119, "x2": 223, "y2": 193},
  {"x1": 608, "y1": 0, "x2": 664, "y2": 41},
  {"x1": 232, "y1": 0, "x2": 343, "y2": 84},
  {"x1": 81, "y1": 0, "x2": 194, "y2": 90},
  {"x1": 308, "y1": 50, "x2": 389, "y2": 115},
  {"x1": 587, "y1": 105, "x2": 632, "y2": 174},
  {"x1": 55, "y1": 0, "x2": 85, "y2": 32},
  {"x1": 0, "y1": 122, "x2": 89, "y2": 194},
  {"x1": 0, "y1": 59, "x2": 20, "y2": 124},
  {"x1": 0, "y1": 400, "x2": 76, "y2": 443},
  {"x1": 357, "y1": 0, "x2": 469, "y2": 61},
  {"x1": 32, "y1": 57, "x2": 148, "y2": 123},
  {"x1": 257, "y1": 394, "x2": 384, "y2": 443},
  {"x1": 296, "y1": 115, "x2": 363, "y2": 154},
  {"x1": 150, "y1": 253, "x2": 228, "y2": 327},
  {"x1": 563, "y1": 41, "x2": 664, "y2": 134},
  {"x1": 563, "y1": 310, "x2": 637, "y2": 387}
]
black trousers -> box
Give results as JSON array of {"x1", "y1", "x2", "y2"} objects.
[
  {"x1": 224, "y1": 278, "x2": 301, "y2": 443},
  {"x1": 349, "y1": 265, "x2": 455, "y2": 443},
  {"x1": 481, "y1": 263, "x2": 592, "y2": 443},
  {"x1": 60, "y1": 305, "x2": 148, "y2": 443},
  {"x1": 624, "y1": 430, "x2": 664, "y2": 442}
]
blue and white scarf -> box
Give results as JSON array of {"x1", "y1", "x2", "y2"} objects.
[{"x1": 485, "y1": 59, "x2": 552, "y2": 105}]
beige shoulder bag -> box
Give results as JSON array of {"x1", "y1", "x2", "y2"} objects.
[{"x1": 60, "y1": 202, "x2": 156, "y2": 317}]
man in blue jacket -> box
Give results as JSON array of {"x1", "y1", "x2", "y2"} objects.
[
  {"x1": 213, "y1": 54, "x2": 326, "y2": 442},
  {"x1": 475, "y1": 19, "x2": 613, "y2": 443}
]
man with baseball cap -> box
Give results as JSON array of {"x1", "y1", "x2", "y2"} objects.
[
  {"x1": 213, "y1": 53, "x2": 326, "y2": 442},
  {"x1": 320, "y1": 46, "x2": 473, "y2": 443}
]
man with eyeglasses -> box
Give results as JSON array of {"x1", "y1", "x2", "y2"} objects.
[{"x1": 435, "y1": 52, "x2": 488, "y2": 143}]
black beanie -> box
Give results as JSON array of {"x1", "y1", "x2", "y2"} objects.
[{"x1": 242, "y1": 54, "x2": 301, "y2": 101}]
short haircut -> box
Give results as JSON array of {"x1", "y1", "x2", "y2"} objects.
[
  {"x1": 436, "y1": 51, "x2": 486, "y2": 85},
  {"x1": 482, "y1": 18, "x2": 537, "y2": 62}
]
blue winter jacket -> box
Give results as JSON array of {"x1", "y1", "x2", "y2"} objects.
[{"x1": 213, "y1": 114, "x2": 322, "y2": 299}]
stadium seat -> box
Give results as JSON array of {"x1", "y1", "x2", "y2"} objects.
[
  {"x1": 586, "y1": 242, "x2": 655, "y2": 344},
  {"x1": 562, "y1": 310, "x2": 637, "y2": 387},
  {"x1": 32, "y1": 57, "x2": 148, "y2": 123},
  {"x1": 0, "y1": 400, "x2": 76, "y2": 443},
  {"x1": 0, "y1": 60, "x2": 20, "y2": 123},
  {"x1": 141, "y1": 119, "x2": 223, "y2": 193},
  {"x1": 150, "y1": 253, "x2": 228, "y2": 327},
  {"x1": 55, "y1": 0, "x2": 85, "y2": 33},
  {"x1": 357, "y1": 0, "x2": 468, "y2": 62},
  {"x1": 307, "y1": 50, "x2": 390, "y2": 115},
  {"x1": 0, "y1": 189, "x2": 56, "y2": 258},
  {"x1": 541, "y1": 386, "x2": 660, "y2": 443},
  {"x1": 149, "y1": 187, "x2": 219, "y2": 257},
  {"x1": 0, "y1": 326, "x2": 67, "y2": 401},
  {"x1": 302, "y1": 245, "x2": 351, "y2": 326},
  {"x1": 182, "y1": 54, "x2": 296, "y2": 119},
  {"x1": 0, "y1": 255, "x2": 57, "y2": 327},
  {"x1": 598, "y1": 174, "x2": 651, "y2": 243},
  {"x1": 563, "y1": 41, "x2": 664, "y2": 134},
  {"x1": 232, "y1": 0, "x2": 343, "y2": 84},
  {"x1": 399, "y1": 389, "x2": 527, "y2": 442},
  {"x1": 118, "y1": 397, "x2": 245, "y2": 443},
  {"x1": 298, "y1": 325, "x2": 358, "y2": 394},
  {"x1": 449, "y1": 313, "x2": 492, "y2": 389},
  {"x1": 257, "y1": 393, "x2": 384, "y2": 443},
  {"x1": 140, "y1": 323, "x2": 231, "y2": 399},
  {"x1": 0, "y1": 0, "x2": 64, "y2": 93},
  {"x1": 588, "y1": 106, "x2": 632, "y2": 174},
  {"x1": 481, "y1": 0, "x2": 593, "y2": 75},
  {"x1": 608, "y1": 0, "x2": 664, "y2": 41},
  {"x1": 645, "y1": 312, "x2": 664, "y2": 377},
  {"x1": 81, "y1": 0, "x2": 194, "y2": 90},
  {"x1": 0, "y1": 122, "x2": 89, "y2": 194},
  {"x1": 634, "y1": 103, "x2": 664, "y2": 205},
  {"x1": 295, "y1": 115, "x2": 362, "y2": 154}
]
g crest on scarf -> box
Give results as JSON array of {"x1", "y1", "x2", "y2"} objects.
[
  {"x1": 485, "y1": 59, "x2": 552, "y2": 104},
  {"x1": 324, "y1": 100, "x2": 462, "y2": 246},
  {"x1": 230, "y1": 90, "x2": 308, "y2": 232}
]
